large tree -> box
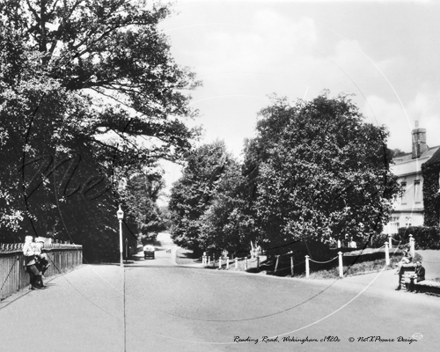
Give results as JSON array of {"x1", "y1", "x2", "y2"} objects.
[
  {"x1": 243, "y1": 93, "x2": 400, "y2": 251},
  {"x1": 197, "y1": 163, "x2": 256, "y2": 257},
  {"x1": 168, "y1": 141, "x2": 238, "y2": 254},
  {"x1": 120, "y1": 170, "x2": 166, "y2": 243},
  {"x1": 0, "y1": 0, "x2": 199, "y2": 260}
]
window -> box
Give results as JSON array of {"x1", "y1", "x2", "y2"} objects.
[{"x1": 414, "y1": 179, "x2": 422, "y2": 204}]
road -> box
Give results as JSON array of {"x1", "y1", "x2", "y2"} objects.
[
  {"x1": 123, "y1": 264, "x2": 438, "y2": 352},
  {"x1": 1, "y1": 239, "x2": 438, "y2": 352},
  {"x1": 129, "y1": 232, "x2": 178, "y2": 267}
]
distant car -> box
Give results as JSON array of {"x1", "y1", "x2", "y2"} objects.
[{"x1": 143, "y1": 245, "x2": 155, "y2": 259}]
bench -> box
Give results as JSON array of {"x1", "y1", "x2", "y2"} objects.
[
  {"x1": 399, "y1": 264, "x2": 416, "y2": 291},
  {"x1": 407, "y1": 280, "x2": 440, "y2": 295},
  {"x1": 398, "y1": 264, "x2": 440, "y2": 295}
]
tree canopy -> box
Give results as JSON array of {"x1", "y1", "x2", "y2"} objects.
[
  {"x1": 120, "y1": 170, "x2": 166, "y2": 241},
  {"x1": 169, "y1": 93, "x2": 400, "y2": 257},
  {"x1": 168, "y1": 141, "x2": 242, "y2": 254},
  {"x1": 0, "y1": 0, "x2": 200, "y2": 260},
  {"x1": 242, "y1": 93, "x2": 399, "y2": 250}
]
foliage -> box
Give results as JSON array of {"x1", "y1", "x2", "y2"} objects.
[
  {"x1": 368, "y1": 233, "x2": 391, "y2": 248},
  {"x1": 120, "y1": 171, "x2": 166, "y2": 244},
  {"x1": 242, "y1": 93, "x2": 400, "y2": 251},
  {"x1": 396, "y1": 226, "x2": 440, "y2": 250},
  {"x1": 422, "y1": 154, "x2": 440, "y2": 227},
  {"x1": 169, "y1": 93, "x2": 400, "y2": 258},
  {"x1": 390, "y1": 148, "x2": 407, "y2": 158},
  {"x1": 158, "y1": 205, "x2": 172, "y2": 230},
  {"x1": 168, "y1": 141, "x2": 242, "y2": 254},
  {"x1": 0, "y1": 0, "x2": 199, "y2": 261},
  {"x1": 198, "y1": 160, "x2": 259, "y2": 255}
]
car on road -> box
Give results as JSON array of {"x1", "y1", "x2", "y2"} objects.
[{"x1": 143, "y1": 245, "x2": 155, "y2": 259}]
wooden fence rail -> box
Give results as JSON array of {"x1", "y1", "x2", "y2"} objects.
[{"x1": 0, "y1": 244, "x2": 83, "y2": 301}]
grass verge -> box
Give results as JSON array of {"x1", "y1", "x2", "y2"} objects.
[{"x1": 299, "y1": 256, "x2": 403, "y2": 279}]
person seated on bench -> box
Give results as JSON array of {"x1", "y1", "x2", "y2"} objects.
[
  {"x1": 406, "y1": 261, "x2": 426, "y2": 292},
  {"x1": 410, "y1": 260, "x2": 425, "y2": 282},
  {"x1": 395, "y1": 248, "x2": 412, "y2": 271},
  {"x1": 395, "y1": 249, "x2": 414, "y2": 290}
]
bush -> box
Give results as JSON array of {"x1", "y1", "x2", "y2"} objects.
[
  {"x1": 369, "y1": 233, "x2": 390, "y2": 248},
  {"x1": 396, "y1": 226, "x2": 440, "y2": 250}
]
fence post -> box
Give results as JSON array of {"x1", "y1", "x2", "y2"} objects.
[
  {"x1": 226, "y1": 256, "x2": 229, "y2": 269},
  {"x1": 208, "y1": 256, "x2": 211, "y2": 266},
  {"x1": 290, "y1": 252, "x2": 294, "y2": 277},
  {"x1": 337, "y1": 239, "x2": 341, "y2": 248},
  {"x1": 388, "y1": 235, "x2": 392, "y2": 249},
  {"x1": 256, "y1": 256, "x2": 260, "y2": 269},
  {"x1": 235, "y1": 257, "x2": 238, "y2": 269},
  {"x1": 385, "y1": 242, "x2": 390, "y2": 266},
  {"x1": 218, "y1": 257, "x2": 222, "y2": 269},
  {"x1": 212, "y1": 254, "x2": 215, "y2": 267},
  {"x1": 203, "y1": 252, "x2": 206, "y2": 265},
  {"x1": 244, "y1": 257, "x2": 248, "y2": 270},
  {"x1": 274, "y1": 255, "x2": 280, "y2": 273},
  {"x1": 338, "y1": 251, "x2": 343, "y2": 278},
  {"x1": 409, "y1": 234, "x2": 415, "y2": 258},
  {"x1": 305, "y1": 255, "x2": 310, "y2": 278}
]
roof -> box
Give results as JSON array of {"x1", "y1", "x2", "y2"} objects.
[
  {"x1": 391, "y1": 146, "x2": 440, "y2": 177},
  {"x1": 393, "y1": 145, "x2": 440, "y2": 164},
  {"x1": 424, "y1": 147, "x2": 440, "y2": 166}
]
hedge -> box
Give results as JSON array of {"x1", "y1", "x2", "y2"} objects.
[
  {"x1": 396, "y1": 226, "x2": 440, "y2": 250},
  {"x1": 422, "y1": 157, "x2": 440, "y2": 227}
]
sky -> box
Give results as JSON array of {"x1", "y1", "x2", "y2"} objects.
[{"x1": 156, "y1": 0, "x2": 440, "y2": 202}]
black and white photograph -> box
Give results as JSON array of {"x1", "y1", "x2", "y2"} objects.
[{"x1": 1, "y1": 0, "x2": 439, "y2": 351}]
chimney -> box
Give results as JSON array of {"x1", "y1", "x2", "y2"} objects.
[{"x1": 412, "y1": 121, "x2": 427, "y2": 158}]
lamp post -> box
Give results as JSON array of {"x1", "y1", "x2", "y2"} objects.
[
  {"x1": 125, "y1": 238, "x2": 128, "y2": 263},
  {"x1": 117, "y1": 205, "x2": 124, "y2": 267}
]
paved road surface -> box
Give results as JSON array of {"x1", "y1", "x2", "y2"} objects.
[
  {"x1": 130, "y1": 232, "x2": 177, "y2": 267},
  {"x1": 1, "y1": 245, "x2": 439, "y2": 352}
]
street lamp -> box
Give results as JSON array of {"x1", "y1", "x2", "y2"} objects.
[{"x1": 117, "y1": 205, "x2": 124, "y2": 267}]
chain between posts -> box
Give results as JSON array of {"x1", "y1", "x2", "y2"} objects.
[{"x1": 308, "y1": 256, "x2": 338, "y2": 264}]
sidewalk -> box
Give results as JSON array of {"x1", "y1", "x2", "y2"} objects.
[{"x1": 0, "y1": 265, "x2": 125, "y2": 352}]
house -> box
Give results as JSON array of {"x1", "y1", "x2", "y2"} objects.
[{"x1": 383, "y1": 124, "x2": 440, "y2": 234}]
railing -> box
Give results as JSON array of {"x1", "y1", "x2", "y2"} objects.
[
  {"x1": 202, "y1": 253, "x2": 262, "y2": 271},
  {"x1": 0, "y1": 243, "x2": 83, "y2": 301},
  {"x1": 198, "y1": 235, "x2": 417, "y2": 278},
  {"x1": 305, "y1": 235, "x2": 416, "y2": 278}
]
